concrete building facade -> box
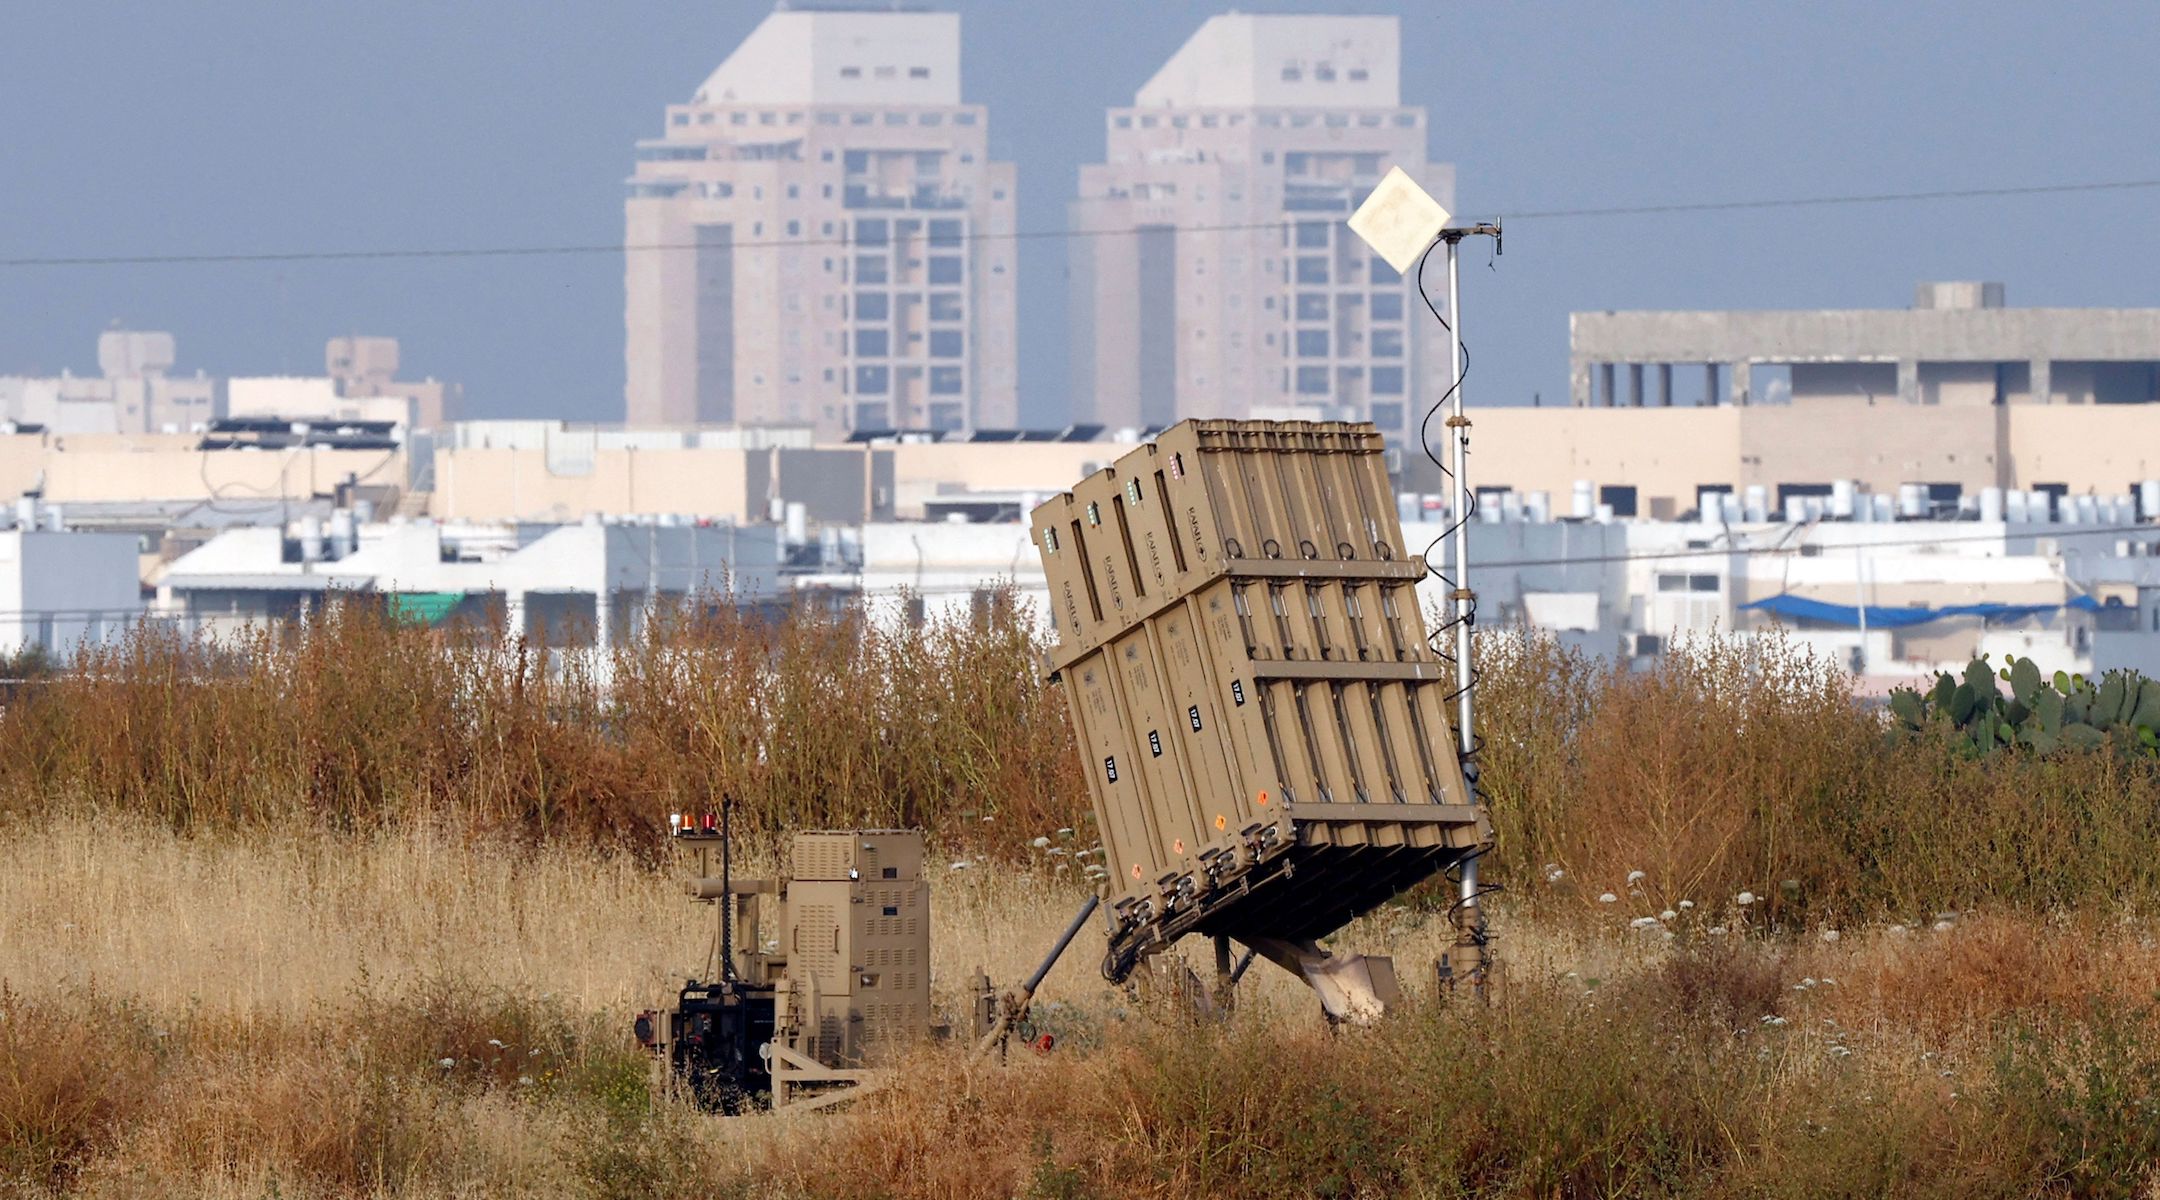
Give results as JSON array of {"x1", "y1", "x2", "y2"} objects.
[
  {"x1": 1069, "y1": 14, "x2": 1453, "y2": 443},
  {"x1": 0, "y1": 330, "x2": 216, "y2": 435},
  {"x1": 0, "y1": 526, "x2": 143, "y2": 664},
  {"x1": 625, "y1": 6, "x2": 1018, "y2": 437},
  {"x1": 1571, "y1": 281, "x2": 2160, "y2": 410}
]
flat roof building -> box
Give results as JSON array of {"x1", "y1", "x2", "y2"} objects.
[
  {"x1": 1069, "y1": 13, "x2": 1453, "y2": 443},
  {"x1": 625, "y1": 5, "x2": 1018, "y2": 437},
  {"x1": 1571, "y1": 280, "x2": 2160, "y2": 409}
]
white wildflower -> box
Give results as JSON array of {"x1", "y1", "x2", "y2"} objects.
[
  {"x1": 949, "y1": 860, "x2": 972, "y2": 871},
  {"x1": 438, "y1": 1058, "x2": 455, "y2": 1069},
  {"x1": 518, "y1": 1075, "x2": 535, "y2": 1086},
  {"x1": 1598, "y1": 892, "x2": 1618, "y2": 904},
  {"x1": 1736, "y1": 891, "x2": 1756, "y2": 906},
  {"x1": 1707, "y1": 925, "x2": 1728, "y2": 936},
  {"x1": 1626, "y1": 870, "x2": 1647, "y2": 885},
  {"x1": 1630, "y1": 916, "x2": 1662, "y2": 930},
  {"x1": 1030, "y1": 836, "x2": 1051, "y2": 849},
  {"x1": 1678, "y1": 900, "x2": 1695, "y2": 910},
  {"x1": 1659, "y1": 909, "x2": 1678, "y2": 923},
  {"x1": 1820, "y1": 929, "x2": 1840, "y2": 943}
]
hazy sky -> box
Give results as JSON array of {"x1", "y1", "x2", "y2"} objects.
[{"x1": 3, "y1": 1, "x2": 2157, "y2": 424}]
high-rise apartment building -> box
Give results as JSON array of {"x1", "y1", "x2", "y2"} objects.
[
  {"x1": 1070, "y1": 14, "x2": 1452, "y2": 443},
  {"x1": 625, "y1": 6, "x2": 1018, "y2": 436}
]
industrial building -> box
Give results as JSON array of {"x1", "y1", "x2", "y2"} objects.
[
  {"x1": 624, "y1": 5, "x2": 1018, "y2": 436},
  {"x1": 0, "y1": 519, "x2": 143, "y2": 665},
  {"x1": 1448, "y1": 282, "x2": 2160, "y2": 520},
  {"x1": 157, "y1": 516, "x2": 794, "y2": 643},
  {"x1": 0, "y1": 331, "x2": 456, "y2": 436},
  {"x1": 1068, "y1": 13, "x2": 1454, "y2": 443}
]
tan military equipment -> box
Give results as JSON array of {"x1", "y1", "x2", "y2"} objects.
[
  {"x1": 643, "y1": 824, "x2": 932, "y2": 1112},
  {"x1": 1031, "y1": 419, "x2": 1491, "y2": 1016}
]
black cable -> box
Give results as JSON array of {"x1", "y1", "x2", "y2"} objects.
[
  {"x1": 5, "y1": 177, "x2": 2156, "y2": 270},
  {"x1": 1411, "y1": 234, "x2": 1488, "y2": 773}
]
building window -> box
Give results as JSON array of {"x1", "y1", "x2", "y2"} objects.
[
  {"x1": 1371, "y1": 329, "x2": 1404, "y2": 357},
  {"x1": 929, "y1": 291, "x2": 963, "y2": 321},
  {"x1": 1371, "y1": 292, "x2": 1404, "y2": 321},
  {"x1": 840, "y1": 66, "x2": 862, "y2": 78},
  {"x1": 1296, "y1": 330, "x2": 1329, "y2": 357},
  {"x1": 1394, "y1": 113, "x2": 1417, "y2": 127},
  {"x1": 1295, "y1": 222, "x2": 1330, "y2": 249},
  {"x1": 928, "y1": 218, "x2": 963, "y2": 247},
  {"x1": 1297, "y1": 293, "x2": 1328, "y2": 321},
  {"x1": 1114, "y1": 115, "x2": 1131, "y2": 128},
  {"x1": 930, "y1": 366, "x2": 964, "y2": 394},
  {"x1": 930, "y1": 330, "x2": 964, "y2": 358},
  {"x1": 910, "y1": 66, "x2": 931, "y2": 78},
  {"x1": 671, "y1": 113, "x2": 688, "y2": 125},
  {"x1": 855, "y1": 218, "x2": 889, "y2": 246},
  {"x1": 1296, "y1": 366, "x2": 1329, "y2": 394},
  {"x1": 875, "y1": 66, "x2": 896, "y2": 79},
  {"x1": 922, "y1": 112, "x2": 943, "y2": 125},
  {"x1": 817, "y1": 112, "x2": 840, "y2": 125},
  {"x1": 850, "y1": 112, "x2": 873, "y2": 125},
  {"x1": 1315, "y1": 64, "x2": 1336, "y2": 81},
  {"x1": 1369, "y1": 255, "x2": 1397, "y2": 280},
  {"x1": 854, "y1": 254, "x2": 889, "y2": 283},
  {"x1": 855, "y1": 366, "x2": 889, "y2": 394},
  {"x1": 954, "y1": 112, "x2": 976, "y2": 125},
  {"x1": 1370, "y1": 402, "x2": 1403, "y2": 429},
  {"x1": 854, "y1": 292, "x2": 890, "y2": 320},
  {"x1": 1295, "y1": 257, "x2": 1329, "y2": 284},
  {"x1": 1372, "y1": 367, "x2": 1405, "y2": 395},
  {"x1": 928, "y1": 256, "x2": 964, "y2": 284},
  {"x1": 1282, "y1": 66, "x2": 1302, "y2": 81},
  {"x1": 856, "y1": 329, "x2": 890, "y2": 356},
  {"x1": 1350, "y1": 68, "x2": 1370, "y2": 81}
]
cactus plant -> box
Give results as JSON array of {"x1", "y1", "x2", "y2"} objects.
[{"x1": 1888, "y1": 655, "x2": 2160, "y2": 759}]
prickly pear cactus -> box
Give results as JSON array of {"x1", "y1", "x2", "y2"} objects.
[{"x1": 1888, "y1": 655, "x2": 2160, "y2": 756}]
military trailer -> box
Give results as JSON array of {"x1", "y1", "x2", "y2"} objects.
[
  {"x1": 639, "y1": 822, "x2": 930, "y2": 1111},
  {"x1": 1031, "y1": 419, "x2": 1492, "y2": 1017}
]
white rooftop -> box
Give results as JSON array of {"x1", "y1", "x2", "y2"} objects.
[
  {"x1": 1135, "y1": 13, "x2": 1400, "y2": 110},
  {"x1": 693, "y1": 8, "x2": 962, "y2": 107}
]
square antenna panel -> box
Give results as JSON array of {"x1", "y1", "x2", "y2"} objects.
[{"x1": 1347, "y1": 167, "x2": 1452, "y2": 275}]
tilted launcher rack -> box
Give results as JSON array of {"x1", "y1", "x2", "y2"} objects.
[{"x1": 1032, "y1": 419, "x2": 1490, "y2": 1013}]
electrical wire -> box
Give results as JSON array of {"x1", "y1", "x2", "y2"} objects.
[{"x1": 4, "y1": 177, "x2": 2157, "y2": 270}]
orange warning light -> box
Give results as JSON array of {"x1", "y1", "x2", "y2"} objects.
[
  {"x1": 1172, "y1": 838, "x2": 1186, "y2": 855},
  {"x1": 1256, "y1": 790, "x2": 1270, "y2": 807},
  {"x1": 1130, "y1": 863, "x2": 1142, "y2": 879},
  {"x1": 1214, "y1": 814, "x2": 1227, "y2": 830}
]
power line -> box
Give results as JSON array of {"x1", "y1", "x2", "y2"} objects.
[{"x1": 4, "y1": 177, "x2": 2156, "y2": 270}]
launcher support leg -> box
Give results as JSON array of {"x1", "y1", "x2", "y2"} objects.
[
  {"x1": 973, "y1": 894, "x2": 1100, "y2": 1061},
  {"x1": 1245, "y1": 937, "x2": 1402, "y2": 1026}
]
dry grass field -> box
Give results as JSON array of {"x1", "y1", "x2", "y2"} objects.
[{"x1": 7, "y1": 606, "x2": 2160, "y2": 1197}]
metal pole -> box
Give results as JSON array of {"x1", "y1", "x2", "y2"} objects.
[{"x1": 1445, "y1": 237, "x2": 1480, "y2": 923}]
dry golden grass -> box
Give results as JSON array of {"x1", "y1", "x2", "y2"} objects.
[
  {"x1": 6, "y1": 821, "x2": 2160, "y2": 1197},
  {"x1": 12, "y1": 616, "x2": 2160, "y2": 1194}
]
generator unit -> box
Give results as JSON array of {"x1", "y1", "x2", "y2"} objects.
[
  {"x1": 1031, "y1": 419, "x2": 1492, "y2": 1017},
  {"x1": 639, "y1": 824, "x2": 931, "y2": 1112}
]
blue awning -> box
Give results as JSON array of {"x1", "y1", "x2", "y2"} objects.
[{"x1": 1741, "y1": 593, "x2": 2075, "y2": 629}]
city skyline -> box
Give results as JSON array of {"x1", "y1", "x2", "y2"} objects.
[{"x1": 4, "y1": 1, "x2": 2158, "y2": 424}]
